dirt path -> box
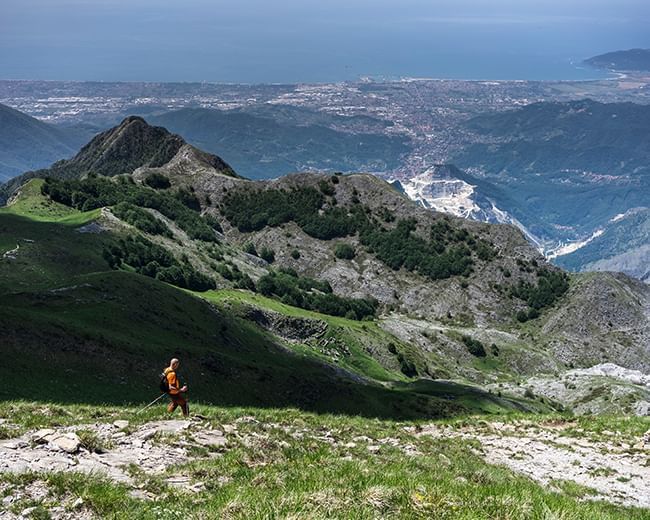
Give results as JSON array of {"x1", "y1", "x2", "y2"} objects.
[{"x1": 416, "y1": 422, "x2": 650, "y2": 509}]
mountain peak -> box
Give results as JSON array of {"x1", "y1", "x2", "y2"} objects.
[
  {"x1": 0, "y1": 116, "x2": 237, "y2": 201},
  {"x1": 70, "y1": 116, "x2": 186, "y2": 177}
]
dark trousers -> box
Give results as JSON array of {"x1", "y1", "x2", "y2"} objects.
[{"x1": 168, "y1": 393, "x2": 189, "y2": 416}]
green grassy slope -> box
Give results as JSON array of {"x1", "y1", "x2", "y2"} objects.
[{"x1": 0, "y1": 181, "x2": 531, "y2": 419}]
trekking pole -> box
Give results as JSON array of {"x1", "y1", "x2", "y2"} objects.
[{"x1": 136, "y1": 393, "x2": 167, "y2": 414}]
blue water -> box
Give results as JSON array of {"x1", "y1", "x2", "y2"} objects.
[{"x1": 1, "y1": 1, "x2": 648, "y2": 83}]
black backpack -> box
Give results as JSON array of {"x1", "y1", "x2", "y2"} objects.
[{"x1": 159, "y1": 372, "x2": 170, "y2": 393}]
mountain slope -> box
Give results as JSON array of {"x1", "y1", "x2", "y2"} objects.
[
  {"x1": 555, "y1": 208, "x2": 650, "y2": 282},
  {"x1": 0, "y1": 103, "x2": 90, "y2": 181},
  {"x1": 449, "y1": 99, "x2": 650, "y2": 270}
]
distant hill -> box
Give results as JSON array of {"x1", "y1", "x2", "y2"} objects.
[
  {"x1": 451, "y1": 99, "x2": 650, "y2": 250},
  {"x1": 146, "y1": 106, "x2": 412, "y2": 179},
  {"x1": 585, "y1": 49, "x2": 650, "y2": 72},
  {"x1": 0, "y1": 103, "x2": 92, "y2": 181}
]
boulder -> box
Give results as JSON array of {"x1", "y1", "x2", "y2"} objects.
[
  {"x1": 51, "y1": 433, "x2": 81, "y2": 454},
  {"x1": 31, "y1": 429, "x2": 56, "y2": 444}
]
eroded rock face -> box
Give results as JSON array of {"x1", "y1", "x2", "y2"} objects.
[
  {"x1": 489, "y1": 363, "x2": 650, "y2": 416},
  {"x1": 235, "y1": 304, "x2": 327, "y2": 342}
]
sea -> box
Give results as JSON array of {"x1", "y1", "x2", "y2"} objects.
[{"x1": 1, "y1": 1, "x2": 648, "y2": 83}]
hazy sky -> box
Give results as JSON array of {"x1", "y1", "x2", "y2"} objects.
[{"x1": 1, "y1": 0, "x2": 649, "y2": 82}]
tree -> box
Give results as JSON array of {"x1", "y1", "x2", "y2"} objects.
[{"x1": 334, "y1": 243, "x2": 355, "y2": 259}]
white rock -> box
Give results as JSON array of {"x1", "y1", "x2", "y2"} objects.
[
  {"x1": 113, "y1": 420, "x2": 129, "y2": 429},
  {"x1": 51, "y1": 433, "x2": 81, "y2": 453},
  {"x1": 194, "y1": 431, "x2": 227, "y2": 448},
  {"x1": 31, "y1": 429, "x2": 56, "y2": 443},
  {"x1": 3, "y1": 441, "x2": 27, "y2": 450}
]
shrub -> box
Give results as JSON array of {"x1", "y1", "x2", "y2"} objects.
[
  {"x1": 256, "y1": 270, "x2": 376, "y2": 320},
  {"x1": 143, "y1": 172, "x2": 171, "y2": 190},
  {"x1": 510, "y1": 269, "x2": 569, "y2": 315},
  {"x1": 243, "y1": 242, "x2": 258, "y2": 256},
  {"x1": 103, "y1": 235, "x2": 214, "y2": 292},
  {"x1": 43, "y1": 177, "x2": 217, "y2": 242},
  {"x1": 319, "y1": 179, "x2": 336, "y2": 196},
  {"x1": 516, "y1": 310, "x2": 529, "y2": 323},
  {"x1": 203, "y1": 214, "x2": 223, "y2": 233},
  {"x1": 397, "y1": 353, "x2": 418, "y2": 377},
  {"x1": 175, "y1": 187, "x2": 201, "y2": 211},
  {"x1": 235, "y1": 273, "x2": 256, "y2": 291},
  {"x1": 462, "y1": 335, "x2": 486, "y2": 357},
  {"x1": 334, "y1": 243, "x2": 356, "y2": 260},
  {"x1": 111, "y1": 202, "x2": 171, "y2": 237},
  {"x1": 378, "y1": 207, "x2": 395, "y2": 223},
  {"x1": 260, "y1": 247, "x2": 275, "y2": 263},
  {"x1": 291, "y1": 249, "x2": 300, "y2": 259}
]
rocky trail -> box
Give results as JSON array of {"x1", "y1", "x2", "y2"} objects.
[
  {"x1": 417, "y1": 421, "x2": 650, "y2": 509},
  {"x1": 0, "y1": 415, "x2": 648, "y2": 518}
]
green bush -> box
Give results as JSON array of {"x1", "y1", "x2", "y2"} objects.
[
  {"x1": 397, "y1": 353, "x2": 418, "y2": 377},
  {"x1": 243, "y1": 242, "x2": 258, "y2": 256},
  {"x1": 462, "y1": 335, "x2": 486, "y2": 357},
  {"x1": 510, "y1": 269, "x2": 569, "y2": 314},
  {"x1": 143, "y1": 172, "x2": 171, "y2": 190},
  {"x1": 103, "y1": 235, "x2": 214, "y2": 292},
  {"x1": 291, "y1": 249, "x2": 300, "y2": 259},
  {"x1": 256, "y1": 270, "x2": 376, "y2": 320},
  {"x1": 334, "y1": 243, "x2": 356, "y2": 259},
  {"x1": 378, "y1": 207, "x2": 395, "y2": 223},
  {"x1": 111, "y1": 202, "x2": 171, "y2": 236},
  {"x1": 175, "y1": 187, "x2": 201, "y2": 211},
  {"x1": 43, "y1": 177, "x2": 217, "y2": 242},
  {"x1": 260, "y1": 247, "x2": 275, "y2": 264},
  {"x1": 516, "y1": 310, "x2": 529, "y2": 323},
  {"x1": 319, "y1": 179, "x2": 336, "y2": 196},
  {"x1": 203, "y1": 214, "x2": 223, "y2": 233}
]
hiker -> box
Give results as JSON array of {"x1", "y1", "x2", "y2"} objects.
[{"x1": 163, "y1": 358, "x2": 189, "y2": 417}]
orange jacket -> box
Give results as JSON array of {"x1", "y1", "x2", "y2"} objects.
[{"x1": 164, "y1": 367, "x2": 181, "y2": 395}]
